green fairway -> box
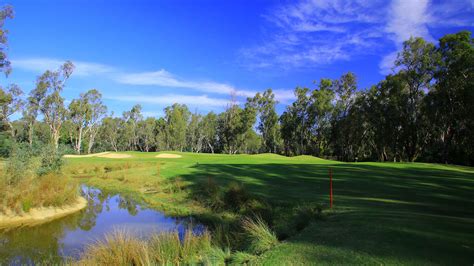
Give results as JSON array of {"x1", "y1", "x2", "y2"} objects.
[{"x1": 64, "y1": 152, "x2": 474, "y2": 265}]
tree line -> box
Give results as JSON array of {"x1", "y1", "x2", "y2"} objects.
[{"x1": 1, "y1": 29, "x2": 473, "y2": 165}]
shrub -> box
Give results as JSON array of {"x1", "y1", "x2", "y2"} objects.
[
  {"x1": 4, "y1": 143, "x2": 36, "y2": 185},
  {"x1": 242, "y1": 216, "x2": 278, "y2": 254},
  {"x1": 104, "y1": 165, "x2": 113, "y2": 173},
  {"x1": 164, "y1": 176, "x2": 185, "y2": 193},
  {"x1": 223, "y1": 182, "x2": 251, "y2": 211},
  {"x1": 230, "y1": 251, "x2": 258, "y2": 265},
  {"x1": 293, "y1": 204, "x2": 323, "y2": 232},
  {"x1": 37, "y1": 144, "x2": 65, "y2": 176}
]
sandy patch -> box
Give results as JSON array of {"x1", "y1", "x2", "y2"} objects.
[
  {"x1": 64, "y1": 152, "x2": 110, "y2": 158},
  {"x1": 64, "y1": 152, "x2": 131, "y2": 159},
  {"x1": 97, "y1": 153, "x2": 131, "y2": 159},
  {"x1": 0, "y1": 196, "x2": 87, "y2": 229},
  {"x1": 155, "y1": 153, "x2": 182, "y2": 158}
]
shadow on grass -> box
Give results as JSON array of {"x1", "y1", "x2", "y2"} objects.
[{"x1": 177, "y1": 162, "x2": 474, "y2": 264}]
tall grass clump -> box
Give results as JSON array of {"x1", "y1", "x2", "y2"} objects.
[
  {"x1": 242, "y1": 216, "x2": 278, "y2": 254},
  {"x1": 75, "y1": 229, "x2": 215, "y2": 265},
  {"x1": 74, "y1": 229, "x2": 151, "y2": 266},
  {"x1": 149, "y1": 230, "x2": 212, "y2": 264}
]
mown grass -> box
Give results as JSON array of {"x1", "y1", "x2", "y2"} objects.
[{"x1": 64, "y1": 151, "x2": 474, "y2": 265}]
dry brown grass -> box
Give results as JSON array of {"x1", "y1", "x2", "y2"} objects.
[{"x1": 0, "y1": 173, "x2": 79, "y2": 214}]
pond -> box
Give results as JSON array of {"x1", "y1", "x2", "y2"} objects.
[{"x1": 0, "y1": 186, "x2": 204, "y2": 264}]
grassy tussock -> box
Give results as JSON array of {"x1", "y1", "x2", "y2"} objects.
[
  {"x1": 74, "y1": 229, "x2": 215, "y2": 265},
  {"x1": 242, "y1": 216, "x2": 278, "y2": 254},
  {"x1": 74, "y1": 230, "x2": 151, "y2": 266}
]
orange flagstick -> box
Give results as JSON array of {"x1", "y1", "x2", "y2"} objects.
[{"x1": 329, "y1": 168, "x2": 333, "y2": 208}]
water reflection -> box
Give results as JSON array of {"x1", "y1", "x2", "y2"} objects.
[{"x1": 0, "y1": 186, "x2": 203, "y2": 264}]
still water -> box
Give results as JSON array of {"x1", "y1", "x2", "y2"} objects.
[{"x1": 0, "y1": 186, "x2": 203, "y2": 264}]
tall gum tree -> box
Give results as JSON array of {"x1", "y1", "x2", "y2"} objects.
[{"x1": 31, "y1": 61, "x2": 74, "y2": 149}]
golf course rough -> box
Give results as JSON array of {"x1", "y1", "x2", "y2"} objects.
[{"x1": 64, "y1": 152, "x2": 474, "y2": 265}]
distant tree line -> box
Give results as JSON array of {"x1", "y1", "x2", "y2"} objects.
[{"x1": 1, "y1": 29, "x2": 473, "y2": 165}]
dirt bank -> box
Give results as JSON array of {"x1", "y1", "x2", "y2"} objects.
[{"x1": 0, "y1": 196, "x2": 87, "y2": 229}]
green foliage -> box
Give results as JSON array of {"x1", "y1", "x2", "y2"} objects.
[{"x1": 4, "y1": 143, "x2": 36, "y2": 185}]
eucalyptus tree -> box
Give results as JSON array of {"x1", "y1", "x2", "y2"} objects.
[
  {"x1": 122, "y1": 104, "x2": 143, "y2": 150},
  {"x1": 164, "y1": 103, "x2": 190, "y2": 151},
  {"x1": 395, "y1": 37, "x2": 437, "y2": 161},
  {"x1": 0, "y1": 5, "x2": 13, "y2": 76},
  {"x1": 23, "y1": 89, "x2": 43, "y2": 146},
  {"x1": 83, "y1": 90, "x2": 107, "y2": 153},
  {"x1": 68, "y1": 95, "x2": 88, "y2": 153},
  {"x1": 280, "y1": 87, "x2": 312, "y2": 155},
  {"x1": 200, "y1": 111, "x2": 218, "y2": 153},
  {"x1": 0, "y1": 84, "x2": 23, "y2": 137},
  {"x1": 309, "y1": 79, "x2": 334, "y2": 156},
  {"x1": 31, "y1": 61, "x2": 74, "y2": 149},
  {"x1": 99, "y1": 116, "x2": 122, "y2": 152},
  {"x1": 330, "y1": 72, "x2": 358, "y2": 161},
  {"x1": 154, "y1": 117, "x2": 167, "y2": 151},
  {"x1": 218, "y1": 97, "x2": 257, "y2": 154},
  {"x1": 186, "y1": 112, "x2": 204, "y2": 152},
  {"x1": 253, "y1": 89, "x2": 280, "y2": 153},
  {"x1": 67, "y1": 89, "x2": 106, "y2": 154},
  {"x1": 137, "y1": 117, "x2": 157, "y2": 152},
  {"x1": 427, "y1": 31, "x2": 474, "y2": 164}
]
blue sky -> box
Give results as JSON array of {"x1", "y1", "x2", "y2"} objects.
[{"x1": 3, "y1": 0, "x2": 474, "y2": 117}]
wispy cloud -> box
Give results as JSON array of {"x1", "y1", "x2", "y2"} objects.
[
  {"x1": 115, "y1": 69, "x2": 253, "y2": 96},
  {"x1": 107, "y1": 94, "x2": 230, "y2": 108},
  {"x1": 243, "y1": 0, "x2": 474, "y2": 73},
  {"x1": 12, "y1": 58, "x2": 115, "y2": 76},
  {"x1": 241, "y1": 0, "x2": 386, "y2": 69}
]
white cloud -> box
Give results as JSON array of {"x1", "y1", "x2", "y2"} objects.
[
  {"x1": 142, "y1": 111, "x2": 164, "y2": 118},
  {"x1": 273, "y1": 89, "x2": 296, "y2": 103},
  {"x1": 12, "y1": 57, "x2": 259, "y2": 98},
  {"x1": 12, "y1": 58, "x2": 115, "y2": 76},
  {"x1": 386, "y1": 0, "x2": 433, "y2": 44},
  {"x1": 381, "y1": 0, "x2": 474, "y2": 73},
  {"x1": 107, "y1": 94, "x2": 231, "y2": 108}
]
